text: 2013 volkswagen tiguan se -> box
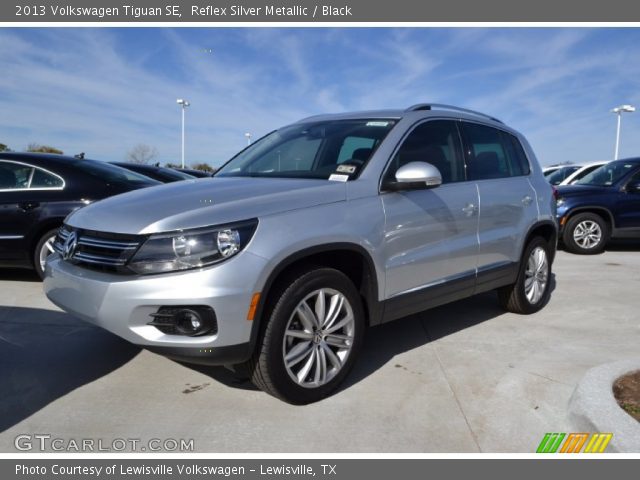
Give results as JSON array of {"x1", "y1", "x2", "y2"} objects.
[{"x1": 45, "y1": 104, "x2": 557, "y2": 404}]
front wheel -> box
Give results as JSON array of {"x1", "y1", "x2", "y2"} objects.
[
  {"x1": 34, "y1": 228, "x2": 59, "y2": 280},
  {"x1": 249, "y1": 268, "x2": 365, "y2": 404},
  {"x1": 498, "y1": 236, "x2": 552, "y2": 314}
]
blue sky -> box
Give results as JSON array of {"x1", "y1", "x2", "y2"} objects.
[{"x1": 1, "y1": 27, "x2": 640, "y2": 167}]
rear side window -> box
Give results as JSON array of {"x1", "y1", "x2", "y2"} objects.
[
  {"x1": 463, "y1": 123, "x2": 530, "y2": 180},
  {"x1": 31, "y1": 168, "x2": 64, "y2": 188},
  {"x1": 386, "y1": 120, "x2": 465, "y2": 184},
  {"x1": 0, "y1": 161, "x2": 64, "y2": 190}
]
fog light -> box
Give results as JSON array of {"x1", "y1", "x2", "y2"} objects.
[{"x1": 148, "y1": 306, "x2": 217, "y2": 337}]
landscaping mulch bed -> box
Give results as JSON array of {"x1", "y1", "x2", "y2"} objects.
[{"x1": 613, "y1": 370, "x2": 640, "y2": 422}]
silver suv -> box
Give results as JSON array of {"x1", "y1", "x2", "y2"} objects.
[{"x1": 44, "y1": 104, "x2": 557, "y2": 404}]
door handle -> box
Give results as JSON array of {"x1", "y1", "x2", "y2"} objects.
[
  {"x1": 521, "y1": 195, "x2": 533, "y2": 206},
  {"x1": 18, "y1": 202, "x2": 40, "y2": 212},
  {"x1": 462, "y1": 203, "x2": 476, "y2": 216}
]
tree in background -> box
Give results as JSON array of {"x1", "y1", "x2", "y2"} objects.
[
  {"x1": 164, "y1": 162, "x2": 181, "y2": 169},
  {"x1": 26, "y1": 143, "x2": 64, "y2": 154},
  {"x1": 0, "y1": 143, "x2": 10, "y2": 152},
  {"x1": 192, "y1": 162, "x2": 216, "y2": 173},
  {"x1": 126, "y1": 144, "x2": 158, "y2": 164}
]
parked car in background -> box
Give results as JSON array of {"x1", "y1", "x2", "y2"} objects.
[
  {"x1": 559, "y1": 161, "x2": 608, "y2": 186},
  {"x1": 556, "y1": 158, "x2": 640, "y2": 254},
  {"x1": 543, "y1": 165, "x2": 563, "y2": 177},
  {"x1": 545, "y1": 165, "x2": 581, "y2": 185},
  {"x1": 173, "y1": 167, "x2": 214, "y2": 178},
  {"x1": 0, "y1": 153, "x2": 160, "y2": 278},
  {"x1": 111, "y1": 162, "x2": 195, "y2": 183},
  {"x1": 45, "y1": 104, "x2": 556, "y2": 403}
]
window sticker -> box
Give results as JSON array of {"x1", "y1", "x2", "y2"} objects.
[{"x1": 329, "y1": 173, "x2": 349, "y2": 182}]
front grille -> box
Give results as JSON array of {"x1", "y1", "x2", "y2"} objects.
[{"x1": 53, "y1": 226, "x2": 144, "y2": 273}]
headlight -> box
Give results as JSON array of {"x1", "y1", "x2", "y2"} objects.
[{"x1": 128, "y1": 219, "x2": 258, "y2": 274}]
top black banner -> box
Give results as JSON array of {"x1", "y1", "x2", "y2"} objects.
[{"x1": 3, "y1": 0, "x2": 640, "y2": 22}]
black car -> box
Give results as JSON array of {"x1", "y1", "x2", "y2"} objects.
[
  {"x1": 111, "y1": 162, "x2": 195, "y2": 183},
  {"x1": 556, "y1": 158, "x2": 640, "y2": 253},
  {"x1": 0, "y1": 152, "x2": 160, "y2": 278},
  {"x1": 173, "y1": 168, "x2": 213, "y2": 178}
]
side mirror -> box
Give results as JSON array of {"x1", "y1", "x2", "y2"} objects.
[
  {"x1": 626, "y1": 180, "x2": 640, "y2": 193},
  {"x1": 386, "y1": 161, "x2": 442, "y2": 191}
]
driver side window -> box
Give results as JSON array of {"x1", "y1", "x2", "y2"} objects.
[{"x1": 386, "y1": 120, "x2": 465, "y2": 184}]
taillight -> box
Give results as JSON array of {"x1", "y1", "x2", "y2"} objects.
[{"x1": 552, "y1": 185, "x2": 559, "y2": 200}]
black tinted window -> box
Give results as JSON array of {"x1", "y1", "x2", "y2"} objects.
[
  {"x1": 464, "y1": 123, "x2": 529, "y2": 180},
  {"x1": 387, "y1": 120, "x2": 465, "y2": 184},
  {"x1": 0, "y1": 162, "x2": 32, "y2": 189},
  {"x1": 74, "y1": 160, "x2": 159, "y2": 187},
  {"x1": 31, "y1": 168, "x2": 64, "y2": 188}
]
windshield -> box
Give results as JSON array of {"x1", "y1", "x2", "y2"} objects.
[
  {"x1": 215, "y1": 119, "x2": 397, "y2": 180},
  {"x1": 546, "y1": 166, "x2": 580, "y2": 185},
  {"x1": 576, "y1": 161, "x2": 638, "y2": 186}
]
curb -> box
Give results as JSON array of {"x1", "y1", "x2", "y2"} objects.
[{"x1": 568, "y1": 358, "x2": 640, "y2": 452}]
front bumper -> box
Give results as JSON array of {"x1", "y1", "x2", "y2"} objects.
[{"x1": 43, "y1": 251, "x2": 269, "y2": 365}]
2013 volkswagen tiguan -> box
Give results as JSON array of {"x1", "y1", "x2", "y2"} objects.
[{"x1": 44, "y1": 104, "x2": 557, "y2": 404}]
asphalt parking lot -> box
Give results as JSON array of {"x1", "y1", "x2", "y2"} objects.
[{"x1": 1, "y1": 245, "x2": 639, "y2": 453}]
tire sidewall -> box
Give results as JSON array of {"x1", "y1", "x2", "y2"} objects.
[
  {"x1": 260, "y1": 268, "x2": 365, "y2": 404},
  {"x1": 563, "y1": 213, "x2": 608, "y2": 254}
]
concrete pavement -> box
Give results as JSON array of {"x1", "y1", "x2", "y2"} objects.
[{"x1": 1, "y1": 245, "x2": 639, "y2": 452}]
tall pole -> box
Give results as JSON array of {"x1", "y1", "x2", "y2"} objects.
[
  {"x1": 181, "y1": 106, "x2": 185, "y2": 168},
  {"x1": 614, "y1": 111, "x2": 621, "y2": 161},
  {"x1": 611, "y1": 104, "x2": 635, "y2": 161}
]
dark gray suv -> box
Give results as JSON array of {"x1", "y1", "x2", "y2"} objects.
[{"x1": 45, "y1": 104, "x2": 557, "y2": 404}]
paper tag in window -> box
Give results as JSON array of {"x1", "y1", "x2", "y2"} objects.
[
  {"x1": 366, "y1": 121, "x2": 390, "y2": 127},
  {"x1": 336, "y1": 164, "x2": 357, "y2": 174},
  {"x1": 329, "y1": 174, "x2": 349, "y2": 182}
]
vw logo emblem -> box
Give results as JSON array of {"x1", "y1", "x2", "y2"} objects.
[{"x1": 62, "y1": 231, "x2": 78, "y2": 260}]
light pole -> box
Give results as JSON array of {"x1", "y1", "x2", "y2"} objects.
[
  {"x1": 244, "y1": 132, "x2": 252, "y2": 146},
  {"x1": 611, "y1": 104, "x2": 635, "y2": 160},
  {"x1": 177, "y1": 98, "x2": 190, "y2": 168}
]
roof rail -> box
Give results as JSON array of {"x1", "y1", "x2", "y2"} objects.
[{"x1": 406, "y1": 103, "x2": 503, "y2": 124}]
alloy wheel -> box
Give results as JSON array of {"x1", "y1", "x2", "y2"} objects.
[{"x1": 524, "y1": 246, "x2": 548, "y2": 304}]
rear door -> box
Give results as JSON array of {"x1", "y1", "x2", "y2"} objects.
[
  {"x1": 381, "y1": 120, "x2": 480, "y2": 320},
  {"x1": 0, "y1": 160, "x2": 65, "y2": 264},
  {"x1": 460, "y1": 123, "x2": 538, "y2": 289}
]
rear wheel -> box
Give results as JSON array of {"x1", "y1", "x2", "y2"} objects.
[
  {"x1": 34, "y1": 228, "x2": 59, "y2": 280},
  {"x1": 562, "y1": 212, "x2": 608, "y2": 254},
  {"x1": 498, "y1": 236, "x2": 552, "y2": 314},
  {"x1": 249, "y1": 268, "x2": 365, "y2": 404}
]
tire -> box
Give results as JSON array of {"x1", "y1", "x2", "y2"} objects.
[
  {"x1": 498, "y1": 236, "x2": 552, "y2": 314},
  {"x1": 562, "y1": 212, "x2": 609, "y2": 255},
  {"x1": 248, "y1": 267, "x2": 365, "y2": 404},
  {"x1": 33, "y1": 228, "x2": 59, "y2": 280}
]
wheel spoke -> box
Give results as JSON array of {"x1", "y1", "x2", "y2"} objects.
[
  {"x1": 296, "y1": 301, "x2": 318, "y2": 331},
  {"x1": 325, "y1": 313, "x2": 354, "y2": 334},
  {"x1": 285, "y1": 341, "x2": 313, "y2": 367},
  {"x1": 285, "y1": 329, "x2": 314, "y2": 340},
  {"x1": 322, "y1": 343, "x2": 342, "y2": 369},
  {"x1": 322, "y1": 294, "x2": 344, "y2": 330},
  {"x1": 296, "y1": 348, "x2": 316, "y2": 383},
  {"x1": 325, "y1": 333, "x2": 353, "y2": 349},
  {"x1": 314, "y1": 346, "x2": 327, "y2": 384},
  {"x1": 314, "y1": 290, "x2": 326, "y2": 326},
  {"x1": 45, "y1": 239, "x2": 55, "y2": 253}
]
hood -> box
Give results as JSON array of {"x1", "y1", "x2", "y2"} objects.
[
  {"x1": 66, "y1": 177, "x2": 347, "y2": 235},
  {"x1": 555, "y1": 184, "x2": 612, "y2": 198}
]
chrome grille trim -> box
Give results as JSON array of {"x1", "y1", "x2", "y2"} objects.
[{"x1": 54, "y1": 226, "x2": 142, "y2": 272}]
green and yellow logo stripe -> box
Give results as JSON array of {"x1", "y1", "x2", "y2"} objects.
[{"x1": 536, "y1": 432, "x2": 612, "y2": 453}]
